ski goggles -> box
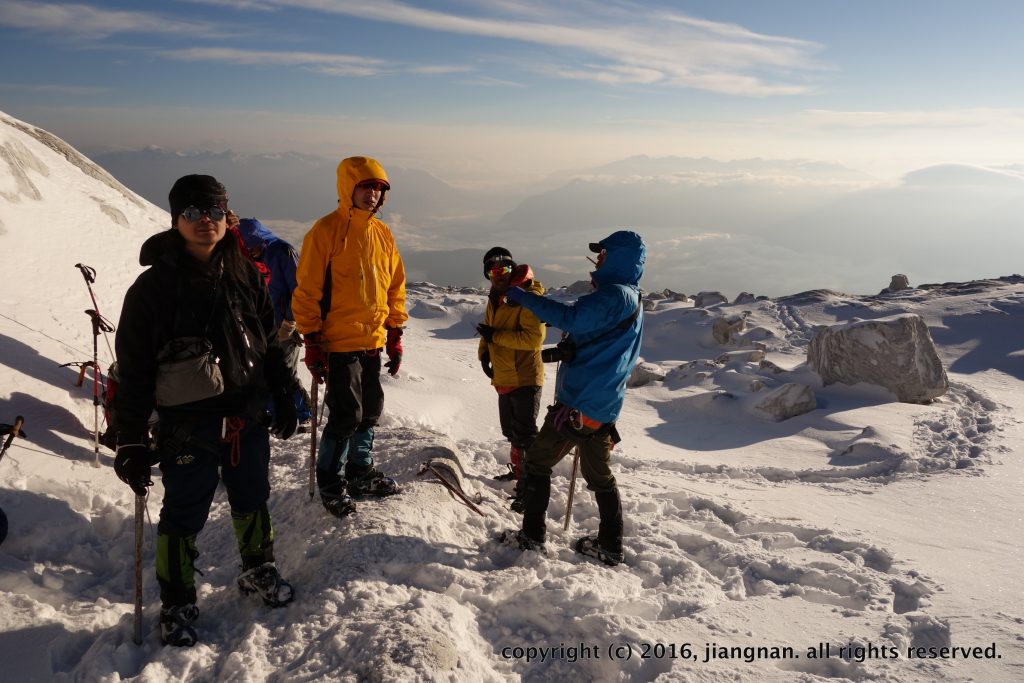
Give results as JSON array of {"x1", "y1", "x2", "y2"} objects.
[
  {"x1": 181, "y1": 205, "x2": 228, "y2": 222},
  {"x1": 486, "y1": 264, "x2": 513, "y2": 279},
  {"x1": 356, "y1": 179, "x2": 390, "y2": 192}
]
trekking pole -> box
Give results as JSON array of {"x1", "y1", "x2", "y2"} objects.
[
  {"x1": 133, "y1": 493, "x2": 145, "y2": 645},
  {"x1": 75, "y1": 264, "x2": 115, "y2": 361},
  {"x1": 85, "y1": 309, "x2": 114, "y2": 468},
  {"x1": 0, "y1": 416, "x2": 25, "y2": 465},
  {"x1": 309, "y1": 379, "x2": 318, "y2": 499},
  {"x1": 563, "y1": 446, "x2": 580, "y2": 530}
]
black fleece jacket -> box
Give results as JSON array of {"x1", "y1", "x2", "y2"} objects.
[{"x1": 112, "y1": 230, "x2": 296, "y2": 443}]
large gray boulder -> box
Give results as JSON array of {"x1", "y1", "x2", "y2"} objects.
[{"x1": 808, "y1": 314, "x2": 948, "y2": 403}]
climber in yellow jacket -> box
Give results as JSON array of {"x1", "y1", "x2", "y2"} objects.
[
  {"x1": 293, "y1": 156, "x2": 408, "y2": 517},
  {"x1": 476, "y1": 247, "x2": 545, "y2": 509}
]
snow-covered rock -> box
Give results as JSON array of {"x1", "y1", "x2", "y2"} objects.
[
  {"x1": 712, "y1": 314, "x2": 746, "y2": 345},
  {"x1": 808, "y1": 313, "x2": 948, "y2": 403},
  {"x1": 879, "y1": 273, "x2": 912, "y2": 295},
  {"x1": 752, "y1": 382, "x2": 817, "y2": 421},
  {"x1": 733, "y1": 291, "x2": 757, "y2": 304},
  {"x1": 627, "y1": 361, "x2": 667, "y2": 387},
  {"x1": 694, "y1": 291, "x2": 728, "y2": 308}
]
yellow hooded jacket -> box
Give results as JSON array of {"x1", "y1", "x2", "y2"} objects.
[
  {"x1": 477, "y1": 278, "x2": 546, "y2": 387},
  {"x1": 293, "y1": 157, "x2": 408, "y2": 352}
]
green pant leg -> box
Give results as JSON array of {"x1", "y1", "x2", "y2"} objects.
[
  {"x1": 231, "y1": 504, "x2": 275, "y2": 571},
  {"x1": 156, "y1": 532, "x2": 199, "y2": 607}
]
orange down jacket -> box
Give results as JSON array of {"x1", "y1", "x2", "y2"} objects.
[{"x1": 293, "y1": 157, "x2": 408, "y2": 351}]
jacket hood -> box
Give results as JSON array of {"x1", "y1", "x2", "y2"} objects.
[
  {"x1": 139, "y1": 229, "x2": 182, "y2": 267},
  {"x1": 336, "y1": 156, "x2": 390, "y2": 213},
  {"x1": 236, "y1": 218, "x2": 277, "y2": 251},
  {"x1": 591, "y1": 230, "x2": 645, "y2": 287}
]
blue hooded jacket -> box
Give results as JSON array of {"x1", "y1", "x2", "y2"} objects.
[
  {"x1": 516, "y1": 230, "x2": 645, "y2": 423},
  {"x1": 236, "y1": 218, "x2": 299, "y2": 328}
]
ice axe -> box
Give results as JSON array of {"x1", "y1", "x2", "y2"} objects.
[
  {"x1": 563, "y1": 445, "x2": 580, "y2": 530},
  {"x1": 0, "y1": 417, "x2": 26, "y2": 547},
  {"x1": 0, "y1": 416, "x2": 25, "y2": 466}
]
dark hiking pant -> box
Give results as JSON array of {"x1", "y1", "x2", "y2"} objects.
[
  {"x1": 317, "y1": 350, "x2": 385, "y2": 496},
  {"x1": 154, "y1": 413, "x2": 275, "y2": 606},
  {"x1": 520, "y1": 410, "x2": 622, "y2": 552},
  {"x1": 498, "y1": 386, "x2": 541, "y2": 450}
]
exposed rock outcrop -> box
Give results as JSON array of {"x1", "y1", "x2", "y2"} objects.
[{"x1": 808, "y1": 314, "x2": 948, "y2": 403}]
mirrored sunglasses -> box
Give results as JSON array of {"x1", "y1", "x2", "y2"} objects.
[
  {"x1": 356, "y1": 179, "x2": 389, "y2": 192},
  {"x1": 182, "y1": 205, "x2": 227, "y2": 222},
  {"x1": 487, "y1": 265, "x2": 513, "y2": 279}
]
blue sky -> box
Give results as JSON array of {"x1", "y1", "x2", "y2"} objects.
[{"x1": 2, "y1": 0, "x2": 1024, "y2": 184}]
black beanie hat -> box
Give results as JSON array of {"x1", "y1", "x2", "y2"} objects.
[
  {"x1": 483, "y1": 246, "x2": 514, "y2": 277},
  {"x1": 168, "y1": 174, "x2": 228, "y2": 226}
]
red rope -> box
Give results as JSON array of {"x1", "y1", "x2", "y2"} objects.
[{"x1": 222, "y1": 416, "x2": 245, "y2": 467}]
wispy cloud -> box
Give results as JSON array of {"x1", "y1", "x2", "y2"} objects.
[
  {"x1": 190, "y1": 0, "x2": 825, "y2": 95},
  {"x1": 164, "y1": 47, "x2": 464, "y2": 78},
  {"x1": 0, "y1": 82, "x2": 110, "y2": 95},
  {"x1": 803, "y1": 108, "x2": 1024, "y2": 129},
  {"x1": 0, "y1": 1, "x2": 218, "y2": 39},
  {"x1": 458, "y1": 76, "x2": 528, "y2": 88}
]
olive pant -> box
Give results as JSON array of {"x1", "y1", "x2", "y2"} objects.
[{"x1": 520, "y1": 409, "x2": 622, "y2": 550}]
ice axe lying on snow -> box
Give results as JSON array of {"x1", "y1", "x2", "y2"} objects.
[{"x1": 416, "y1": 446, "x2": 486, "y2": 517}]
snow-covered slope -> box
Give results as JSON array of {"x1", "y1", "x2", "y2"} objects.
[{"x1": 1, "y1": 112, "x2": 1022, "y2": 682}]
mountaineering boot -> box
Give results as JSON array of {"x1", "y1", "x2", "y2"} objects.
[
  {"x1": 316, "y1": 433, "x2": 357, "y2": 516},
  {"x1": 344, "y1": 428, "x2": 399, "y2": 496},
  {"x1": 160, "y1": 603, "x2": 199, "y2": 647},
  {"x1": 237, "y1": 562, "x2": 295, "y2": 607},
  {"x1": 595, "y1": 488, "x2": 624, "y2": 555},
  {"x1": 323, "y1": 489, "x2": 357, "y2": 517},
  {"x1": 509, "y1": 477, "x2": 527, "y2": 513},
  {"x1": 519, "y1": 473, "x2": 551, "y2": 546},
  {"x1": 346, "y1": 465, "x2": 401, "y2": 496},
  {"x1": 345, "y1": 437, "x2": 401, "y2": 497},
  {"x1": 576, "y1": 488, "x2": 624, "y2": 566},
  {"x1": 317, "y1": 469, "x2": 357, "y2": 517},
  {"x1": 296, "y1": 418, "x2": 312, "y2": 435},
  {"x1": 497, "y1": 529, "x2": 546, "y2": 555},
  {"x1": 574, "y1": 536, "x2": 624, "y2": 567}
]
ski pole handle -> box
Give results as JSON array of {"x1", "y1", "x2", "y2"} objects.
[{"x1": 75, "y1": 263, "x2": 97, "y2": 284}]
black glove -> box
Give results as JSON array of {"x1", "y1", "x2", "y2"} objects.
[
  {"x1": 480, "y1": 350, "x2": 494, "y2": 378},
  {"x1": 114, "y1": 444, "x2": 153, "y2": 496},
  {"x1": 271, "y1": 391, "x2": 298, "y2": 440},
  {"x1": 476, "y1": 323, "x2": 495, "y2": 344}
]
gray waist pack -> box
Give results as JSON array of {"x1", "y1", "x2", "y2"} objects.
[{"x1": 155, "y1": 337, "x2": 225, "y2": 407}]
